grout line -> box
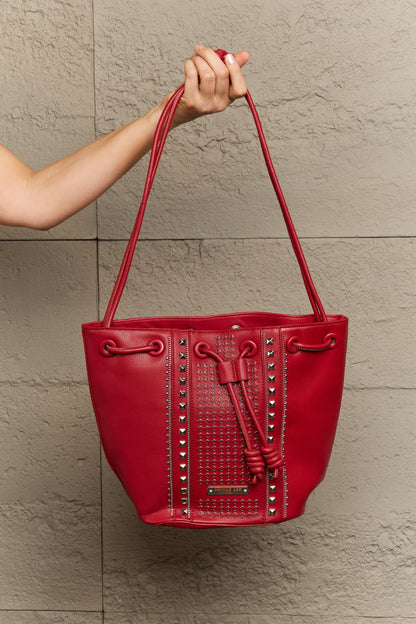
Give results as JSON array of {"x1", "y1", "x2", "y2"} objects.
[
  {"x1": 90, "y1": 0, "x2": 105, "y2": 619},
  {"x1": 0, "y1": 610, "x2": 414, "y2": 617},
  {"x1": 39, "y1": 609, "x2": 416, "y2": 624},
  {"x1": 0, "y1": 235, "x2": 415, "y2": 243}
]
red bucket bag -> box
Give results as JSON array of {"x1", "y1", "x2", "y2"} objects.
[{"x1": 82, "y1": 51, "x2": 348, "y2": 528}]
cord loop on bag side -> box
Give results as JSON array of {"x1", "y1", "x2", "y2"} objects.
[
  {"x1": 287, "y1": 333, "x2": 336, "y2": 354},
  {"x1": 99, "y1": 339, "x2": 165, "y2": 358}
]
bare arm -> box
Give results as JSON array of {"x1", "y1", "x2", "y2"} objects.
[{"x1": 0, "y1": 47, "x2": 249, "y2": 230}]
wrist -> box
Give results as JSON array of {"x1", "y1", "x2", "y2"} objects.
[
  {"x1": 159, "y1": 91, "x2": 197, "y2": 130},
  {"x1": 145, "y1": 99, "x2": 166, "y2": 128}
]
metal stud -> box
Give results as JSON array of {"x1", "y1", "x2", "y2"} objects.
[
  {"x1": 179, "y1": 339, "x2": 186, "y2": 345},
  {"x1": 268, "y1": 435, "x2": 274, "y2": 443},
  {"x1": 270, "y1": 485, "x2": 276, "y2": 492},
  {"x1": 268, "y1": 363, "x2": 275, "y2": 370},
  {"x1": 179, "y1": 452, "x2": 186, "y2": 459},
  {"x1": 267, "y1": 350, "x2": 274, "y2": 357},
  {"x1": 179, "y1": 403, "x2": 186, "y2": 410},
  {"x1": 269, "y1": 412, "x2": 275, "y2": 420},
  {"x1": 181, "y1": 498, "x2": 187, "y2": 505},
  {"x1": 179, "y1": 390, "x2": 186, "y2": 398},
  {"x1": 269, "y1": 388, "x2": 276, "y2": 395},
  {"x1": 179, "y1": 428, "x2": 186, "y2": 435},
  {"x1": 181, "y1": 487, "x2": 187, "y2": 495},
  {"x1": 179, "y1": 440, "x2": 186, "y2": 447},
  {"x1": 179, "y1": 365, "x2": 186, "y2": 372},
  {"x1": 179, "y1": 415, "x2": 186, "y2": 423},
  {"x1": 269, "y1": 496, "x2": 276, "y2": 504},
  {"x1": 268, "y1": 375, "x2": 275, "y2": 383},
  {"x1": 268, "y1": 424, "x2": 275, "y2": 432},
  {"x1": 266, "y1": 338, "x2": 274, "y2": 345},
  {"x1": 181, "y1": 509, "x2": 188, "y2": 515},
  {"x1": 269, "y1": 400, "x2": 275, "y2": 408},
  {"x1": 179, "y1": 352, "x2": 186, "y2": 359},
  {"x1": 269, "y1": 508, "x2": 276, "y2": 516},
  {"x1": 179, "y1": 378, "x2": 186, "y2": 385},
  {"x1": 180, "y1": 476, "x2": 187, "y2": 483},
  {"x1": 180, "y1": 463, "x2": 187, "y2": 471}
]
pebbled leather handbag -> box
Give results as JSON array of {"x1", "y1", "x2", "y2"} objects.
[{"x1": 82, "y1": 50, "x2": 348, "y2": 528}]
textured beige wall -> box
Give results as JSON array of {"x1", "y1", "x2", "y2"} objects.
[{"x1": 0, "y1": 0, "x2": 415, "y2": 622}]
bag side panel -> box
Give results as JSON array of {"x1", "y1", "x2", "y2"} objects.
[
  {"x1": 82, "y1": 327, "x2": 173, "y2": 523},
  {"x1": 282, "y1": 319, "x2": 348, "y2": 518}
]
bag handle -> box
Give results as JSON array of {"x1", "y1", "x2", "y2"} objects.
[{"x1": 103, "y1": 50, "x2": 327, "y2": 327}]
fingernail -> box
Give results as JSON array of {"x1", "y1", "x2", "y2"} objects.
[
  {"x1": 194, "y1": 44, "x2": 203, "y2": 50},
  {"x1": 225, "y1": 53, "x2": 235, "y2": 65}
]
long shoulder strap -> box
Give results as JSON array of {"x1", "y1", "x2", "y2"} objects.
[{"x1": 103, "y1": 69, "x2": 327, "y2": 326}]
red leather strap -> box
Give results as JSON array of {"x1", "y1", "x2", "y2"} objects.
[{"x1": 103, "y1": 53, "x2": 327, "y2": 326}]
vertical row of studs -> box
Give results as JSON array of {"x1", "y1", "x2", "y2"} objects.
[
  {"x1": 166, "y1": 337, "x2": 173, "y2": 516},
  {"x1": 186, "y1": 336, "x2": 191, "y2": 518},
  {"x1": 178, "y1": 338, "x2": 189, "y2": 519},
  {"x1": 281, "y1": 333, "x2": 289, "y2": 518},
  {"x1": 264, "y1": 335, "x2": 277, "y2": 519}
]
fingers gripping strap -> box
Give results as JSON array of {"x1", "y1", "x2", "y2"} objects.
[{"x1": 103, "y1": 55, "x2": 327, "y2": 327}]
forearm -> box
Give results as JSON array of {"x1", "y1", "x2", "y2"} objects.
[
  {"x1": 25, "y1": 101, "x2": 168, "y2": 230},
  {"x1": 0, "y1": 46, "x2": 249, "y2": 230}
]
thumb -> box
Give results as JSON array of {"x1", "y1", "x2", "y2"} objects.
[{"x1": 232, "y1": 50, "x2": 250, "y2": 68}]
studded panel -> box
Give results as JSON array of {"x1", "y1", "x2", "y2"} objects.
[
  {"x1": 214, "y1": 332, "x2": 237, "y2": 360},
  {"x1": 197, "y1": 497, "x2": 260, "y2": 520},
  {"x1": 195, "y1": 359, "x2": 247, "y2": 486},
  {"x1": 192, "y1": 333, "x2": 265, "y2": 520}
]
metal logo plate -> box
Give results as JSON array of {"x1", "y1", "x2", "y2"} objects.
[{"x1": 207, "y1": 486, "x2": 249, "y2": 495}]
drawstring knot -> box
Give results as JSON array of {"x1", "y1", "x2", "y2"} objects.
[
  {"x1": 260, "y1": 446, "x2": 285, "y2": 479},
  {"x1": 244, "y1": 449, "x2": 265, "y2": 484},
  {"x1": 195, "y1": 340, "x2": 284, "y2": 485}
]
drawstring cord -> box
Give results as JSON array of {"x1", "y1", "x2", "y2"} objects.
[{"x1": 195, "y1": 341, "x2": 284, "y2": 484}]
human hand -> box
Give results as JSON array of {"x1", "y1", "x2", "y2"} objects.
[{"x1": 166, "y1": 45, "x2": 250, "y2": 127}]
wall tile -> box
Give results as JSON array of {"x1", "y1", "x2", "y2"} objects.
[
  {"x1": 0, "y1": 0, "x2": 96, "y2": 240},
  {"x1": 308, "y1": 389, "x2": 416, "y2": 515},
  {"x1": 0, "y1": 384, "x2": 100, "y2": 504},
  {"x1": 0, "y1": 242, "x2": 97, "y2": 383},
  {"x1": 0, "y1": 498, "x2": 101, "y2": 610},
  {"x1": 101, "y1": 486, "x2": 415, "y2": 618},
  {"x1": 0, "y1": 383, "x2": 102, "y2": 609},
  {"x1": 95, "y1": 0, "x2": 416, "y2": 239}
]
